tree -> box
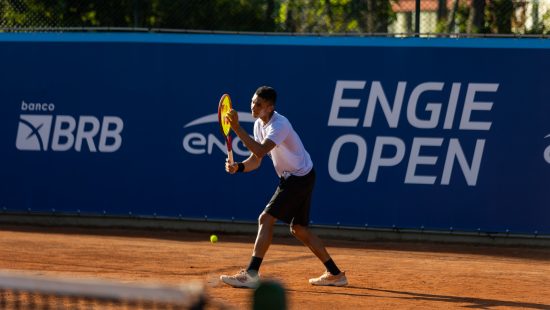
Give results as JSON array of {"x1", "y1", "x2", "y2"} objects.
[
  {"x1": 467, "y1": 0, "x2": 486, "y2": 33},
  {"x1": 486, "y1": 0, "x2": 514, "y2": 33}
]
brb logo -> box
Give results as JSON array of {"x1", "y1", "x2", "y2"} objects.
[
  {"x1": 16, "y1": 101, "x2": 124, "y2": 152},
  {"x1": 182, "y1": 112, "x2": 254, "y2": 157}
]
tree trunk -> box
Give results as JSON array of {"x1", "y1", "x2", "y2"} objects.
[
  {"x1": 324, "y1": 0, "x2": 333, "y2": 29},
  {"x1": 371, "y1": 0, "x2": 379, "y2": 32},
  {"x1": 366, "y1": 0, "x2": 389, "y2": 33},
  {"x1": 437, "y1": 0, "x2": 448, "y2": 21},
  {"x1": 446, "y1": 0, "x2": 460, "y2": 32},
  {"x1": 285, "y1": 0, "x2": 296, "y2": 32},
  {"x1": 355, "y1": 0, "x2": 368, "y2": 32},
  {"x1": 265, "y1": 0, "x2": 275, "y2": 31},
  {"x1": 467, "y1": 0, "x2": 486, "y2": 33}
]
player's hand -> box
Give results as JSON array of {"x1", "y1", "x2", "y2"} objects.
[
  {"x1": 225, "y1": 159, "x2": 238, "y2": 174},
  {"x1": 226, "y1": 109, "x2": 240, "y2": 131}
]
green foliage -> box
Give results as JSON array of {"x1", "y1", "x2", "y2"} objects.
[
  {"x1": 0, "y1": 0, "x2": 396, "y2": 33},
  {"x1": 1, "y1": 0, "x2": 141, "y2": 28},
  {"x1": 0, "y1": 0, "x2": 547, "y2": 35},
  {"x1": 486, "y1": 0, "x2": 514, "y2": 34},
  {"x1": 153, "y1": 0, "x2": 275, "y2": 31},
  {"x1": 454, "y1": 2, "x2": 470, "y2": 33},
  {"x1": 525, "y1": 9, "x2": 550, "y2": 35}
]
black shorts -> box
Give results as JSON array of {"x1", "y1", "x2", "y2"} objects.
[{"x1": 265, "y1": 168, "x2": 315, "y2": 227}]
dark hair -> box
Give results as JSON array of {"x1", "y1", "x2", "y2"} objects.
[{"x1": 255, "y1": 86, "x2": 277, "y2": 105}]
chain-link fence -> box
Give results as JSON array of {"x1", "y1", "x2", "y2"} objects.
[{"x1": 1, "y1": 0, "x2": 549, "y2": 36}]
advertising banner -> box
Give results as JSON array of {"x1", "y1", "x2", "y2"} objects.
[{"x1": 1, "y1": 33, "x2": 549, "y2": 234}]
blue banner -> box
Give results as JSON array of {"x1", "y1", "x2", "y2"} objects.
[{"x1": 1, "y1": 33, "x2": 549, "y2": 234}]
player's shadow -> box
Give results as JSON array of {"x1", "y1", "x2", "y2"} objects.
[{"x1": 288, "y1": 286, "x2": 550, "y2": 310}]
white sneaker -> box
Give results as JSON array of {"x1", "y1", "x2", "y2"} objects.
[
  {"x1": 220, "y1": 269, "x2": 260, "y2": 288},
  {"x1": 309, "y1": 271, "x2": 348, "y2": 287}
]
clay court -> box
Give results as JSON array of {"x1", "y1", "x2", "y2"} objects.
[{"x1": 1, "y1": 225, "x2": 549, "y2": 309}]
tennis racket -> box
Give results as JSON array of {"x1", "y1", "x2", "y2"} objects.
[{"x1": 218, "y1": 94, "x2": 234, "y2": 164}]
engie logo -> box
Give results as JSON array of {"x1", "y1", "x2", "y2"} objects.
[
  {"x1": 16, "y1": 101, "x2": 124, "y2": 152},
  {"x1": 182, "y1": 112, "x2": 254, "y2": 157},
  {"x1": 326, "y1": 80, "x2": 499, "y2": 186}
]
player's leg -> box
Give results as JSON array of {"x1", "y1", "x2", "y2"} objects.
[
  {"x1": 246, "y1": 176, "x2": 299, "y2": 274},
  {"x1": 219, "y1": 211, "x2": 276, "y2": 288},
  {"x1": 289, "y1": 224, "x2": 330, "y2": 262},
  {"x1": 287, "y1": 169, "x2": 348, "y2": 286},
  {"x1": 290, "y1": 224, "x2": 348, "y2": 286},
  {"x1": 220, "y1": 178, "x2": 289, "y2": 290},
  {"x1": 252, "y1": 211, "x2": 277, "y2": 259}
]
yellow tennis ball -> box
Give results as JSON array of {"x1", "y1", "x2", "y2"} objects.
[{"x1": 210, "y1": 234, "x2": 218, "y2": 243}]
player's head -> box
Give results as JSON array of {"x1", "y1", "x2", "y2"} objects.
[
  {"x1": 252, "y1": 86, "x2": 276, "y2": 120},
  {"x1": 255, "y1": 86, "x2": 277, "y2": 106}
]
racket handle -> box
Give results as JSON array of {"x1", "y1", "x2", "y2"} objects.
[{"x1": 228, "y1": 150, "x2": 234, "y2": 164}]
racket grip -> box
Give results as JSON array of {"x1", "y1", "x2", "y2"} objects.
[{"x1": 228, "y1": 150, "x2": 234, "y2": 164}]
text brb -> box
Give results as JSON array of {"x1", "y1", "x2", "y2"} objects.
[
  {"x1": 18, "y1": 101, "x2": 124, "y2": 152},
  {"x1": 50, "y1": 115, "x2": 123, "y2": 152}
]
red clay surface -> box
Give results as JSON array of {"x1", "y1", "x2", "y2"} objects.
[{"x1": 1, "y1": 225, "x2": 550, "y2": 309}]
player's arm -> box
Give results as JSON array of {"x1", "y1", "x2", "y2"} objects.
[
  {"x1": 234, "y1": 128, "x2": 275, "y2": 159},
  {"x1": 226, "y1": 109, "x2": 276, "y2": 158},
  {"x1": 225, "y1": 153, "x2": 262, "y2": 174}
]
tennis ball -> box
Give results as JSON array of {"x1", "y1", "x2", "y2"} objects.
[{"x1": 210, "y1": 234, "x2": 218, "y2": 244}]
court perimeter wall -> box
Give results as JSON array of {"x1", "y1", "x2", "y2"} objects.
[{"x1": 1, "y1": 33, "x2": 549, "y2": 236}]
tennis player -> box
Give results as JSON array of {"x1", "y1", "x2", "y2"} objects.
[{"x1": 220, "y1": 86, "x2": 348, "y2": 288}]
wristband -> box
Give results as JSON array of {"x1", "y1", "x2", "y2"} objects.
[{"x1": 237, "y1": 162, "x2": 245, "y2": 173}]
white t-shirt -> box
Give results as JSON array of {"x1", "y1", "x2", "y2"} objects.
[{"x1": 254, "y1": 112, "x2": 313, "y2": 178}]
